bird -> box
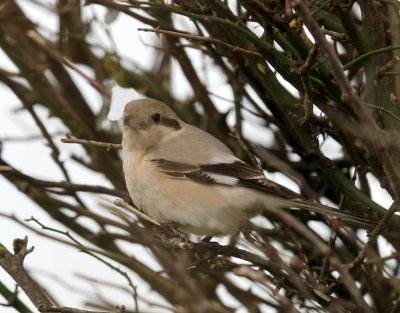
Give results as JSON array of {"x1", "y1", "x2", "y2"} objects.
[{"x1": 121, "y1": 98, "x2": 374, "y2": 235}]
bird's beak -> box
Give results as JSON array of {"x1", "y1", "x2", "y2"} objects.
[{"x1": 123, "y1": 114, "x2": 145, "y2": 130}]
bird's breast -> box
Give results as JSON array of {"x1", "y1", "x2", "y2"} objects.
[
  {"x1": 122, "y1": 150, "x2": 267, "y2": 235},
  {"x1": 122, "y1": 149, "x2": 150, "y2": 209}
]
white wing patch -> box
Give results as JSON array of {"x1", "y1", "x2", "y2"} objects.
[
  {"x1": 151, "y1": 158, "x2": 302, "y2": 198},
  {"x1": 205, "y1": 173, "x2": 239, "y2": 185}
]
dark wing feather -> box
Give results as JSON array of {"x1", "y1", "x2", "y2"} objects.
[
  {"x1": 151, "y1": 159, "x2": 297, "y2": 199},
  {"x1": 150, "y1": 158, "x2": 377, "y2": 227},
  {"x1": 200, "y1": 162, "x2": 298, "y2": 199}
]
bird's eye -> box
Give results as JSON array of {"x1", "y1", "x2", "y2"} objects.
[{"x1": 151, "y1": 113, "x2": 161, "y2": 123}]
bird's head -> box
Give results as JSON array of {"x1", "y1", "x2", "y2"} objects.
[{"x1": 122, "y1": 98, "x2": 182, "y2": 150}]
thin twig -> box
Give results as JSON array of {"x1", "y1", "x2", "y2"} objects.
[
  {"x1": 321, "y1": 28, "x2": 347, "y2": 41},
  {"x1": 38, "y1": 304, "x2": 125, "y2": 313},
  {"x1": 231, "y1": 129, "x2": 263, "y2": 172},
  {"x1": 343, "y1": 45, "x2": 400, "y2": 70},
  {"x1": 23, "y1": 103, "x2": 87, "y2": 208},
  {"x1": 347, "y1": 201, "x2": 399, "y2": 272},
  {"x1": 0, "y1": 164, "x2": 127, "y2": 197},
  {"x1": 27, "y1": 218, "x2": 138, "y2": 303},
  {"x1": 114, "y1": 199, "x2": 160, "y2": 226},
  {"x1": 61, "y1": 134, "x2": 122, "y2": 150},
  {"x1": 138, "y1": 27, "x2": 264, "y2": 59},
  {"x1": 27, "y1": 30, "x2": 111, "y2": 97}
]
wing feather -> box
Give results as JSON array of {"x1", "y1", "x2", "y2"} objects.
[
  {"x1": 150, "y1": 158, "x2": 297, "y2": 199},
  {"x1": 150, "y1": 158, "x2": 377, "y2": 227}
]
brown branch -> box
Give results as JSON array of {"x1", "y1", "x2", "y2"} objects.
[
  {"x1": 0, "y1": 237, "x2": 54, "y2": 311},
  {"x1": 138, "y1": 27, "x2": 264, "y2": 59},
  {"x1": 0, "y1": 164, "x2": 127, "y2": 198},
  {"x1": 0, "y1": 165, "x2": 13, "y2": 172},
  {"x1": 22, "y1": 101, "x2": 87, "y2": 208},
  {"x1": 295, "y1": 0, "x2": 400, "y2": 203},
  {"x1": 38, "y1": 305, "x2": 125, "y2": 313},
  {"x1": 61, "y1": 134, "x2": 122, "y2": 150},
  {"x1": 348, "y1": 201, "x2": 399, "y2": 272},
  {"x1": 294, "y1": 1, "x2": 365, "y2": 110},
  {"x1": 84, "y1": 0, "x2": 160, "y2": 28},
  {"x1": 26, "y1": 30, "x2": 110, "y2": 97},
  {"x1": 321, "y1": 28, "x2": 348, "y2": 42}
]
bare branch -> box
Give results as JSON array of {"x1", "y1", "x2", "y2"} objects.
[
  {"x1": 114, "y1": 199, "x2": 160, "y2": 226},
  {"x1": 61, "y1": 134, "x2": 122, "y2": 150},
  {"x1": 138, "y1": 27, "x2": 264, "y2": 59},
  {"x1": 0, "y1": 237, "x2": 54, "y2": 310}
]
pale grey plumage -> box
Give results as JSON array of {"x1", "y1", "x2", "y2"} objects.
[{"x1": 122, "y1": 98, "x2": 374, "y2": 235}]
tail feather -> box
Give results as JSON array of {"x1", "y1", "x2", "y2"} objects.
[{"x1": 283, "y1": 198, "x2": 378, "y2": 227}]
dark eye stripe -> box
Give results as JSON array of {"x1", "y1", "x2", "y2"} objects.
[
  {"x1": 160, "y1": 117, "x2": 181, "y2": 130},
  {"x1": 151, "y1": 113, "x2": 161, "y2": 123}
]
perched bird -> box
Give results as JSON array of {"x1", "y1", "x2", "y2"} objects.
[{"x1": 122, "y1": 98, "x2": 372, "y2": 235}]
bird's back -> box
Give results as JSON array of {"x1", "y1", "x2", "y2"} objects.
[{"x1": 148, "y1": 123, "x2": 239, "y2": 165}]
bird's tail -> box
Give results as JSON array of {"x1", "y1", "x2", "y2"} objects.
[{"x1": 282, "y1": 198, "x2": 378, "y2": 228}]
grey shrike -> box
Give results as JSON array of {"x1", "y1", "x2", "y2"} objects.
[{"x1": 122, "y1": 98, "x2": 372, "y2": 235}]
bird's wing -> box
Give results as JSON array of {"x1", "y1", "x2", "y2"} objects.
[
  {"x1": 150, "y1": 158, "x2": 298, "y2": 200},
  {"x1": 150, "y1": 158, "x2": 378, "y2": 227}
]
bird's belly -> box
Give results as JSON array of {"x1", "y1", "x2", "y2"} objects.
[{"x1": 124, "y1": 160, "x2": 263, "y2": 235}]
